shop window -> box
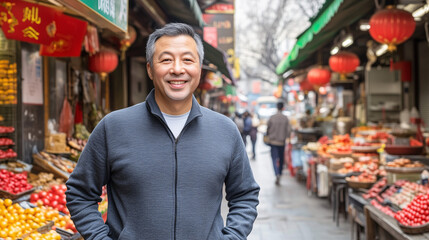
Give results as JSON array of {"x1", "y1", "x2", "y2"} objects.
[{"x1": 0, "y1": 31, "x2": 18, "y2": 160}]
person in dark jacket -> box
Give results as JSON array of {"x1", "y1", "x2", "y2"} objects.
[{"x1": 65, "y1": 23, "x2": 259, "y2": 240}]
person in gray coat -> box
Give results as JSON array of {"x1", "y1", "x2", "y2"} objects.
[
  {"x1": 65, "y1": 23, "x2": 259, "y2": 240},
  {"x1": 266, "y1": 102, "x2": 291, "y2": 185}
]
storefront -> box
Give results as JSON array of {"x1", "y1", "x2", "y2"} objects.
[{"x1": 276, "y1": 0, "x2": 429, "y2": 238}]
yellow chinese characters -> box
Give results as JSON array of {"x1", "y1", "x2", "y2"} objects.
[
  {"x1": 22, "y1": 26, "x2": 39, "y2": 40},
  {"x1": 22, "y1": 6, "x2": 41, "y2": 24}
]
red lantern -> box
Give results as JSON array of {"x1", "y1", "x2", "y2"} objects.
[
  {"x1": 307, "y1": 67, "x2": 331, "y2": 86},
  {"x1": 89, "y1": 49, "x2": 118, "y2": 79},
  {"x1": 329, "y1": 51, "x2": 360, "y2": 80},
  {"x1": 299, "y1": 79, "x2": 314, "y2": 92},
  {"x1": 369, "y1": 7, "x2": 415, "y2": 52},
  {"x1": 120, "y1": 25, "x2": 137, "y2": 60}
]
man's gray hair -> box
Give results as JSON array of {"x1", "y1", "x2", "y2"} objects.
[{"x1": 146, "y1": 23, "x2": 204, "y2": 67}]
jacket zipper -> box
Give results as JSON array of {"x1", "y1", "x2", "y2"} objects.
[
  {"x1": 174, "y1": 138, "x2": 178, "y2": 240},
  {"x1": 153, "y1": 113, "x2": 197, "y2": 240}
]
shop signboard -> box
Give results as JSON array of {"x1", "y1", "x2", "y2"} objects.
[
  {"x1": 203, "y1": 13, "x2": 234, "y2": 65},
  {"x1": 203, "y1": 1, "x2": 239, "y2": 79},
  {"x1": 39, "y1": 14, "x2": 87, "y2": 57},
  {"x1": 0, "y1": 0, "x2": 88, "y2": 57},
  {"x1": 78, "y1": 0, "x2": 128, "y2": 32},
  {"x1": 0, "y1": 0, "x2": 60, "y2": 45}
]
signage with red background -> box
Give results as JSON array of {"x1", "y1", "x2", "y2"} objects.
[{"x1": 0, "y1": 0, "x2": 87, "y2": 57}]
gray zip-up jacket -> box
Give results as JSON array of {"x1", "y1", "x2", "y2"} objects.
[{"x1": 65, "y1": 90, "x2": 260, "y2": 240}]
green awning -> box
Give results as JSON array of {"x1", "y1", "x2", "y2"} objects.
[
  {"x1": 276, "y1": 0, "x2": 374, "y2": 75},
  {"x1": 156, "y1": 0, "x2": 205, "y2": 29},
  {"x1": 203, "y1": 41, "x2": 235, "y2": 84}
]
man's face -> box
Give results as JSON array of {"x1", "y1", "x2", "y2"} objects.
[{"x1": 147, "y1": 35, "x2": 201, "y2": 108}]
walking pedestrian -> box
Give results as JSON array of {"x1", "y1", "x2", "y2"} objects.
[
  {"x1": 242, "y1": 111, "x2": 252, "y2": 146},
  {"x1": 65, "y1": 23, "x2": 259, "y2": 240},
  {"x1": 249, "y1": 113, "x2": 260, "y2": 160},
  {"x1": 267, "y1": 102, "x2": 292, "y2": 185}
]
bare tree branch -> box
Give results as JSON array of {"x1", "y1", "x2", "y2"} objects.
[{"x1": 236, "y1": 0, "x2": 324, "y2": 84}]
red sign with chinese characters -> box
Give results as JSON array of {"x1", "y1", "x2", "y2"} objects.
[
  {"x1": 0, "y1": 0, "x2": 60, "y2": 45},
  {"x1": 39, "y1": 14, "x2": 87, "y2": 57}
]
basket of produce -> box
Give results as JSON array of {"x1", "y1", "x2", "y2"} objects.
[
  {"x1": 351, "y1": 145, "x2": 380, "y2": 153},
  {"x1": 0, "y1": 187, "x2": 35, "y2": 200},
  {"x1": 385, "y1": 158, "x2": 426, "y2": 173},
  {"x1": 398, "y1": 222, "x2": 429, "y2": 234},
  {"x1": 330, "y1": 151, "x2": 352, "y2": 158},
  {"x1": 384, "y1": 145, "x2": 423, "y2": 155},
  {"x1": 395, "y1": 194, "x2": 429, "y2": 234},
  {"x1": 0, "y1": 169, "x2": 35, "y2": 200},
  {"x1": 346, "y1": 173, "x2": 377, "y2": 189}
]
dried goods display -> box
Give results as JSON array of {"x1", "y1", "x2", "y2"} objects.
[
  {"x1": 0, "y1": 160, "x2": 32, "y2": 173},
  {"x1": 38, "y1": 151, "x2": 76, "y2": 174},
  {"x1": 28, "y1": 172, "x2": 64, "y2": 191}
]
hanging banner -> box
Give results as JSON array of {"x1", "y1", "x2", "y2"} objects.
[
  {"x1": 0, "y1": 0, "x2": 60, "y2": 45},
  {"x1": 39, "y1": 14, "x2": 87, "y2": 57}
]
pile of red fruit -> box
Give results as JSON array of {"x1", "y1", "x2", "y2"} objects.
[
  {"x1": 0, "y1": 126, "x2": 14, "y2": 133},
  {"x1": 30, "y1": 184, "x2": 69, "y2": 214},
  {"x1": 0, "y1": 148, "x2": 17, "y2": 159},
  {"x1": 394, "y1": 194, "x2": 429, "y2": 227},
  {"x1": 0, "y1": 138, "x2": 14, "y2": 146},
  {"x1": 371, "y1": 199, "x2": 395, "y2": 217},
  {"x1": 0, "y1": 169, "x2": 33, "y2": 194},
  {"x1": 363, "y1": 178, "x2": 387, "y2": 199}
]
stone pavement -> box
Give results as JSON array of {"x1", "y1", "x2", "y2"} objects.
[{"x1": 222, "y1": 134, "x2": 352, "y2": 240}]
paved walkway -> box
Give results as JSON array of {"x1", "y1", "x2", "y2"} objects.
[{"x1": 223, "y1": 134, "x2": 351, "y2": 240}]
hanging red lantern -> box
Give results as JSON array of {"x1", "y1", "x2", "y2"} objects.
[
  {"x1": 120, "y1": 25, "x2": 137, "y2": 60},
  {"x1": 299, "y1": 79, "x2": 314, "y2": 92},
  {"x1": 369, "y1": 7, "x2": 415, "y2": 52},
  {"x1": 307, "y1": 67, "x2": 331, "y2": 86},
  {"x1": 329, "y1": 51, "x2": 360, "y2": 80},
  {"x1": 89, "y1": 49, "x2": 118, "y2": 79}
]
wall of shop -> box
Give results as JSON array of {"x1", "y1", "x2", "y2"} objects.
[{"x1": 418, "y1": 41, "x2": 429, "y2": 126}]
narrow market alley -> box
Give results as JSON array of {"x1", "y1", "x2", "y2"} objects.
[{"x1": 223, "y1": 134, "x2": 352, "y2": 240}]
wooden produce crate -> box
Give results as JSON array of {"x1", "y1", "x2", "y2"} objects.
[
  {"x1": 0, "y1": 187, "x2": 35, "y2": 200},
  {"x1": 32, "y1": 153, "x2": 73, "y2": 179}
]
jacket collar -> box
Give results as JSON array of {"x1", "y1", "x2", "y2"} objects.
[{"x1": 145, "y1": 89, "x2": 203, "y2": 124}]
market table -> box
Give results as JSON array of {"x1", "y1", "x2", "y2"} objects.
[
  {"x1": 365, "y1": 204, "x2": 429, "y2": 240},
  {"x1": 349, "y1": 192, "x2": 367, "y2": 240}
]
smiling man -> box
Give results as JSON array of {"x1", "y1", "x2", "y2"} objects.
[{"x1": 66, "y1": 23, "x2": 260, "y2": 240}]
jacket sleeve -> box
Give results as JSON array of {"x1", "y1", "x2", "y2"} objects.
[
  {"x1": 65, "y1": 119, "x2": 112, "y2": 240},
  {"x1": 222, "y1": 133, "x2": 260, "y2": 239}
]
